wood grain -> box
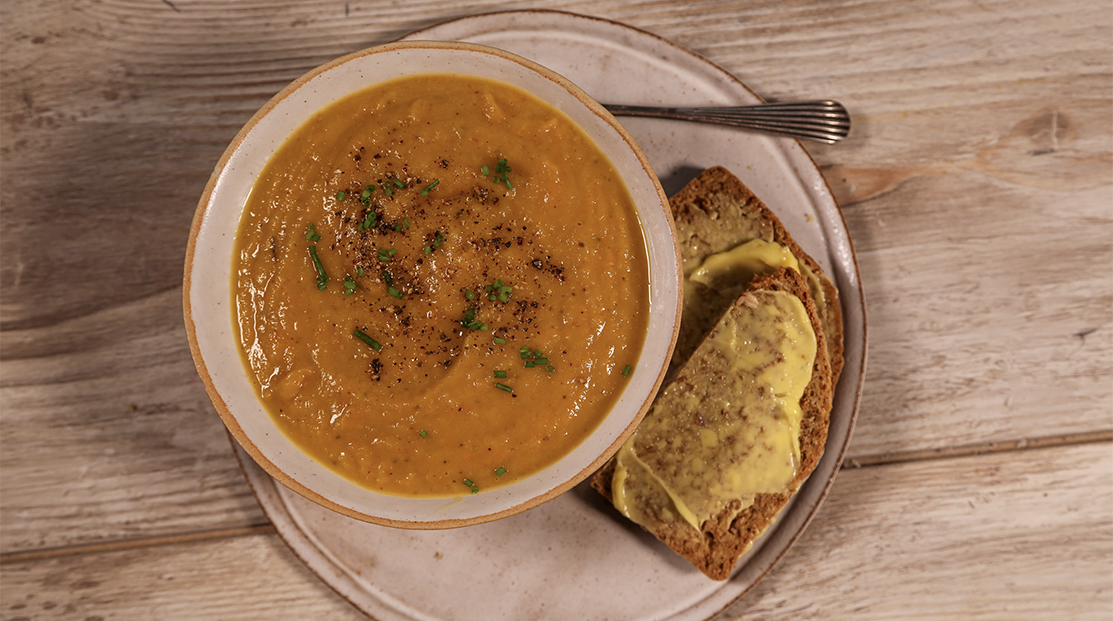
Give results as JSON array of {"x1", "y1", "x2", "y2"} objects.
[
  {"x1": 1, "y1": 0, "x2": 1110, "y2": 617},
  {"x1": 1, "y1": 442, "x2": 1108, "y2": 620},
  {"x1": 728, "y1": 441, "x2": 1113, "y2": 620}
]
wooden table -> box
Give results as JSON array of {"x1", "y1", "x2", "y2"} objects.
[{"x1": 2, "y1": 1, "x2": 1110, "y2": 618}]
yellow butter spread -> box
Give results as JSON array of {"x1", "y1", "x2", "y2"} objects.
[
  {"x1": 612, "y1": 288, "x2": 817, "y2": 533},
  {"x1": 673, "y1": 239, "x2": 801, "y2": 376},
  {"x1": 688, "y1": 238, "x2": 799, "y2": 289}
]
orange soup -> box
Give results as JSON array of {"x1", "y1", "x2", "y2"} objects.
[{"x1": 234, "y1": 73, "x2": 650, "y2": 497}]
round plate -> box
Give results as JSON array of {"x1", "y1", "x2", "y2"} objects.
[{"x1": 237, "y1": 10, "x2": 866, "y2": 620}]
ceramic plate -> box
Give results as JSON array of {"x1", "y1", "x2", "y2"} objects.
[{"x1": 236, "y1": 10, "x2": 866, "y2": 620}]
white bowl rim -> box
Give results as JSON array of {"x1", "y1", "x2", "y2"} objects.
[{"x1": 183, "y1": 40, "x2": 682, "y2": 529}]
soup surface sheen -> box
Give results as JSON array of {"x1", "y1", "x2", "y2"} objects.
[{"x1": 234, "y1": 73, "x2": 650, "y2": 497}]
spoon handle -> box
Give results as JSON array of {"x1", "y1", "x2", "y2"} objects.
[{"x1": 602, "y1": 100, "x2": 851, "y2": 144}]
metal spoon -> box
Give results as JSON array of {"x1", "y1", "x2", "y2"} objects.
[{"x1": 602, "y1": 100, "x2": 851, "y2": 144}]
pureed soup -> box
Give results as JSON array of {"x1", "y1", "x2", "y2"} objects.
[{"x1": 234, "y1": 73, "x2": 650, "y2": 498}]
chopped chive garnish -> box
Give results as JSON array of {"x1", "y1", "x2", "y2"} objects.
[
  {"x1": 403, "y1": 218, "x2": 410, "y2": 229},
  {"x1": 419, "y1": 429, "x2": 428, "y2": 438},
  {"x1": 495, "y1": 383, "x2": 513, "y2": 393},
  {"x1": 465, "y1": 289, "x2": 475, "y2": 301},
  {"x1": 392, "y1": 178, "x2": 406, "y2": 189},
  {"x1": 381, "y1": 271, "x2": 393, "y2": 287},
  {"x1": 484, "y1": 279, "x2": 513, "y2": 303},
  {"x1": 463, "y1": 478, "x2": 479, "y2": 494},
  {"x1": 357, "y1": 267, "x2": 365, "y2": 277},
  {"x1": 493, "y1": 336, "x2": 506, "y2": 345},
  {"x1": 494, "y1": 370, "x2": 507, "y2": 379},
  {"x1": 517, "y1": 345, "x2": 557, "y2": 370},
  {"x1": 481, "y1": 164, "x2": 489, "y2": 176},
  {"x1": 353, "y1": 329, "x2": 381, "y2": 351},
  {"x1": 305, "y1": 223, "x2": 321, "y2": 242},
  {"x1": 360, "y1": 185, "x2": 374, "y2": 203},
  {"x1": 622, "y1": 364, "x2": 632, "y2": 377},
  {"x1": 495, "y1": 467, "x2": 506, "y2": 477},
  {"x1": 378, "y1": 248, "x2": 396, "y2": 262},
  {"x1": 492, "y1": 158, "x2": 512, "y2": 189},
  {"x1": 343, "y1": 276, "x2": 358, "y2": 296},
  {"x1": 424, "y1": 232, "x2": 445, "y2": 255},
  {"x1": 461, "y1": 308, "x2": 477, "y2": 329},
  {"x1": 421, "y1": 180, "x2": 440, "y2": 196},
  {"x1": 336, "y1": 190, "x2": 347, "y2": 201},
  {"x1": 359, "y1": 211, "x2": 377, "y2": 231},
  {"x1": 463, "y1": 478, "x2": 473, "y2": 486},
  {"x1": 387, "y1": 286, "x2": 402, "y2": 299},
  {"x1": 309, "y1": 245, "x2": 328, "y2": 290}
]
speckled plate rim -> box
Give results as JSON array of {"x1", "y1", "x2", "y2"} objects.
[
  {"x1": 237, "y1": 10, "x2": 867, "y2": 621},
  {"x1": 183, "y1": 39, "x2": 682, "y2": 529}
]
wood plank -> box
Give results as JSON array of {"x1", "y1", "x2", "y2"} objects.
[
  {"x1": 2, "y1": 0, "x2": 1110, "y2": 555},
  {"x1": 0, "y1": 290, "x2": 266, "y2": 553},
  {"x1": 0, "y1": 530, "x2": 367, "y2": 621},
  {"x1": 729, "y1": 441, "x2": 1113, "y2": 620},
  {"x1": 2, "y1": 442, "x2": 1108, "y2": 620}
]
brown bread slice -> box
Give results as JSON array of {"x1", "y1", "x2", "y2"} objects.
[
  {"x1": 669, "y1": 166, "x2": 844, "y2": 386},
  {"x1": 592, "y1": 267, "x2": 833, "y2": 580}
]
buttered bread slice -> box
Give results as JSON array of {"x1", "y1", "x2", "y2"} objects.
[
  {"x1": 592, "y1": 267, "x2": 833, "y2": 581},
  {"x1": 669, "y1": 166, "x2": 844, "y2": 385}
]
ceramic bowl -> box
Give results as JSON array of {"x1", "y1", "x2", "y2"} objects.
[{"x1": 183, "y1": 40, "x2": 681, "y2": 529}]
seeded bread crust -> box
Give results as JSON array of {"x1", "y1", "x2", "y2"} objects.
[
  {"x1": 669, "y1": 166, "x2": 844, "y2": 385},
  {"x1": 592, "y1": 267, "x2": 832, "y2": 580}
]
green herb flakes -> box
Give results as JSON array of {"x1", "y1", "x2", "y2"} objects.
[
  {"x1": 308, "y1": 245, "x2": 328, "y2": 290},
  {"x1": 305, "y1": 223, "x2": 322, "y2": 242},
  {"x1": 353, "y1": 328, "x2": 381, "y2": 351},
  {"x1": 495, "y1": 467, "x2": 507, "y2": 477},
  {"x1": 358, "y1": 210, "x2": 377, "y2": 231},
  {"x1": 492, "y1": 158, "x2": 512, "y2": 189},
  {"x1": 485, "y1": 278, "x2": 512, "y2": 303},
  {"x1": 518, "y1": 346, "x2": 556, "y2": 371}
]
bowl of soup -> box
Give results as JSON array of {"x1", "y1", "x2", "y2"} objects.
[{"x1": 184, "y1": 40, "x2": 681, "y2": 528}]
